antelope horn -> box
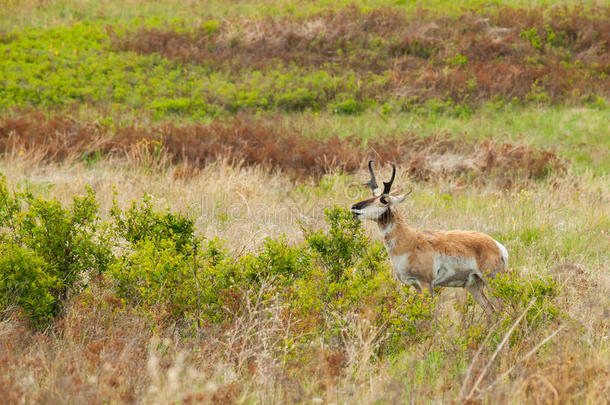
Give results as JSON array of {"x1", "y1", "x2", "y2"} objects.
[
  {"x1": 382, "y1": 163, "x2": 396, "y2": 195},
  {"x1": 364, "y1": 160, "x2": 381, "y2": 196}
]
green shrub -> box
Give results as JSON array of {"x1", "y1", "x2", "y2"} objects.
[
  {"x1": 446, "y1": 53, "x2": 468, "y2": 66},
  {"x1": 303, "y1": 206, "x2": 369, "y2": 281},
  {"x1": 110, "y1": 236, "x2": 240, "y2": 325},
  {"x1": 520, "y1": 27, "x2": 543, "y2": 51},
  {"x1": 582, "y1": 93, "x2": 608, "y2": 109},
  {"x1": 150, "y1": 97, "x2": 192, "y2": 114},
  {"x1": 241, "y1": 236, "x2": 312, "y2": 285},
  {"x1": 0, "y1": 244, "x2": 59, "y2": 328},
  {"x1": 4, "y1": 185, "x2": 111, "y2": 298},
  {"x1": 491, "y1": 271, "x2": 560, "y2": 320},
  {"x1": 276, "y1": 87, "x2": 318, "y2": 111},
  {"x1": 330, "y1": 98, "x2": 367, "y2": 115},
  {"x1": 0, "y1": 177, "x2": 113, "y2": 327},
  {"x1": 201, "y1": 19, "x2": 220, "y2": 36},
  {"x1": 526, "y1": 80, "x2": 551, "y2": 104},
  {"x1": 110, "y1": 193, "x2": 197, "y2": 252},
  {"x1": 520, "y1": 25, "x2": 568, "y2": 52},
  {"x1": 490, "y1": 270, "x2": 561, "y2": 346},
  {"x1": 109, "y1": 238, "x2": 196, "y2": 321},
  {"x1": 544, "y1": 25, "x2": 568, "y2": 48},
  {"x1": 106, "y1": 203, "x2": 435, "y2": 349}
]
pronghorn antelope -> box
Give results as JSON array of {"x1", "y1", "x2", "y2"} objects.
[{"x1": 351, "y1": 160, "x2": 508, "y2": 313}]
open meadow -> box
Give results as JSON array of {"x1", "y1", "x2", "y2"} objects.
[{"x1": 0, "y1": 1, "x2": 608, "y2": 403}]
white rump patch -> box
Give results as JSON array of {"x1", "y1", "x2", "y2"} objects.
[{"x1": 493, "y1": 239, "x2": 509, "y2": 268}]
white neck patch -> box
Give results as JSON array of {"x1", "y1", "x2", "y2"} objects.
[
  {"x1": 380, "y1": 222, "x2": 394, "y2": 238},
  {"x1": 385, "y1": 238, "x2": 396, "y2": 252}
]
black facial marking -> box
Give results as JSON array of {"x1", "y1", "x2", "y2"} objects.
[
  {"x1": 379, "y1": 206, "x2": 392, "y2": 225},
  {"x1": 351, "y1": 197, "x2": 376, "y2": 211}
]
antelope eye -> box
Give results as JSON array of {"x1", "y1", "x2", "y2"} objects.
[{"x1": 379, "y1": 197, "x2": 388, "y2": 204}]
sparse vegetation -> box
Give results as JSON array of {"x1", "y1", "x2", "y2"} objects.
[{"x1": 0, "y1": 0, "x2": 608, "y2": 404}]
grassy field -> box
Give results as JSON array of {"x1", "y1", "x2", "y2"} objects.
[
  {"x1": 3, "y1": 0, "x2": 605, "y2": 30},
  {"x1": 0, "y1": 1, "x2": 608, "y2": 404}
]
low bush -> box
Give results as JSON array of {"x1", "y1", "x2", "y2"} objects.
[
  {"x1": 110, "y1": 193, "x2": 197, "y2": 252},
  {"x1": 0, "y1": 244, "x2": 59, "y2": 328},
  {"x1": 491, "y1": 270, "x2": 561, "y2": 326},
  {"x1": 460, "y1": 269, "x2": 562, "y2": 351},
  {"x1": 241, "y1": 236, "x2": 312, "y2": 285},
  {"x1": 0, "y1": 176, "x2": 113, "y2": 327},
  {"x1": 330, "y1": 98, "x2": 367, "y2": 115},
  {"x1": 303, "y1": 206, "x2": 369, "y2": 281},
  {"x1": 110, "y1": 237, "x2": 235, "y2": 325}
]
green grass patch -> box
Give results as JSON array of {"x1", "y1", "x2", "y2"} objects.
[{"x1": 0, "y1": 22, "x2": 387, "y2": 115}]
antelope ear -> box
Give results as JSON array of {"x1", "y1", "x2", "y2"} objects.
[{"x1": 389, "y1": 193, "x2": 409, "y2": 205}]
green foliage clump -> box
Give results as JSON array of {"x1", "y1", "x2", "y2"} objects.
[
  {"x1": 330, "y1": 98, "x2": 367, "y2": 115},
  {"x1": 0, "y1": 244, "x2": 59, "y2": 328},
  {"x1": 201, "y1": 19, "x2": 220, "y2": 36},
  {"x1": 109, "y1": 237, "x2": 236, "y2": 324},
  {"x1": 491, "y1": 271, "x2": 560, "y2": 322},
  {"x1": 303, "y1": 206, "x2": 368, "y2": 281},
  {"x1": 520, "y1": 27, "x2": 543, "y2": 51},
  {"x1": 482, "y1": 270, "x2": 562, "y2": 347},
  {"x1": 110, "y1": 193, "x2": 197, "y2": 252},
  {"x1": 109, "y1": 194, "x2": 231, "y2": 324},
  {"x1": 106, "y1": 203, "x2": 434, "y2": 352},
  {"x1": 150, "y1": 97, "x2": 193, "y2": 114},
  {"x1": 520, "y1": 25, "x2": 568, "y2": 52},
  {"x1": 241, "y1": 236, "x2": 312, "y2": 285},
  {"x1": 0, "y1": 177, "x2": 113, "y2": 327},
  {"x1": 446, "y1": 53, "x2": 468, "y2": 66}
]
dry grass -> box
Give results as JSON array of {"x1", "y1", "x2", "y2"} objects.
[
  {"x1": 0, "y1": 152, "x2": 607, "y2": 404},
  {"x1": 0, "y1": 111, "x2": 566, "y2": 187}
]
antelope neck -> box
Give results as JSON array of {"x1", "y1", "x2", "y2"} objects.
[{"x1": 376, "y1": 208, "x2": 417, "y2": 253}]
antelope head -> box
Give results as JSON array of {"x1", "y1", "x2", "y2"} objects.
[{"x1": 351, "y1": 160, "x2": 410, "y2": 221}]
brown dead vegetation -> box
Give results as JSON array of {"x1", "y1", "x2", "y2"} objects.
[
  {"x1": 111, "y1": 6, "x2": 609, "y2": 104},
  {"x1": 0, "y1": 111, "x2": 565, "y2": 187}
]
